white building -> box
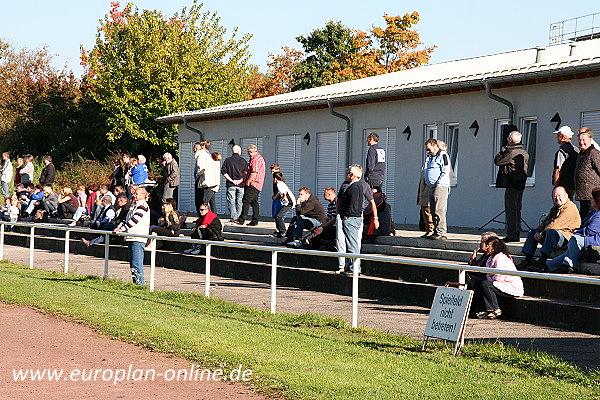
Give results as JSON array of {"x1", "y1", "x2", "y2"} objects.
[{"x1": 158, "y1": 38, "x2": 600, "y2": 230}]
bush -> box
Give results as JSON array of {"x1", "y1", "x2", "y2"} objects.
[{"x1": 54, "y1": 156, "x2": 114, "y2": 189}]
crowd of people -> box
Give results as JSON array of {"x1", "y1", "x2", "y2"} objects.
[{"x1": 2, "y1": 125, "x2": 597, "y2": 321}]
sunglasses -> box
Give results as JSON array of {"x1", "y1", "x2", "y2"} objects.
[{"x1": 199, "y1": 208, "x2": 208, "y2": 211}]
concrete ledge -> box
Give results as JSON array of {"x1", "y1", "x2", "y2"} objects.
[{"x1": 3, "y1": 232, "x2": 599, "y2": 334}]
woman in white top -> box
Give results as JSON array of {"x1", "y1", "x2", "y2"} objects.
[{"x1": 272, "y1": 171, "x2": 296, "y2": 238}]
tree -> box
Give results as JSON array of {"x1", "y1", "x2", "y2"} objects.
[
  {"x1": 292, "y1": 21, "x2": 357, "y2": 91},
  {"x1": 334, "y1": 13, "x2": 435, "y2": 81},
  {"x1": 81, "y1": 1, "x2": 253, "y2": 156},
  {"x1": 248, "y1": 47, "x2": 305, "y2": 99}
]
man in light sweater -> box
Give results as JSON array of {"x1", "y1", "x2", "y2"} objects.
[
  {"x1": 114, "y1": 188, "x2": 150, "y2": 285},
  {"x1": 423, "y1": 139, "x2": 451, "y2": 240},
  {"x1": 1, "y1": 152, "x2": 13, "y2": 199}
]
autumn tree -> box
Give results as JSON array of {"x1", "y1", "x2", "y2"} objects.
[
  {"x1": 248, "y1": 47, "x2": 305, "y2": 99},
  {"x1": 335, "y1": 12, "x2": 435, "y2": 81},
  {"x1": 292, "y1": 21, "x2": 358, "y2": 91},
  {"x1": 81, "y1": 1, "x2": 252, "y2": 156}
]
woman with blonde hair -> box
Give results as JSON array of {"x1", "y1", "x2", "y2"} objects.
[{"x1": 147, "y1": 201, "x2": 181, "y2": 248}]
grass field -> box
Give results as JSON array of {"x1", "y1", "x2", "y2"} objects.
[{"x1": 0, "y1": 261, "x2": 598, "y2": 399}]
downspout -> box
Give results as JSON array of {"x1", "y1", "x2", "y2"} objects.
[
  {"x1": 327, "y1": 99, "x2": 352, "y2": 166},
  {"x1": 483, "y1": 79, "x2": 514, "y2": 125},
  {"x1": 182, "y1": 117, "x2": 204, "y2": 140}
]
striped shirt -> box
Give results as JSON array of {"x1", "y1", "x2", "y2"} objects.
[
  {"x1": 247, "y1": 153, "x2": 266, "y2": 191},
  {"x1": 326, "y1": 199, "x2": 337, "y2": 220},
  {"x1": 118, "y1": 200, "x2": 150, "y2": 243}
]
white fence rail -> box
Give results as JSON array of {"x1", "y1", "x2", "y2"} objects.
[{"x1": 1, "y1": 221, "x2": 599, "y2": 329}]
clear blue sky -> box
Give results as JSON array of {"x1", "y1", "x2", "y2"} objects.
[{"x1": 1, "y1": 1, "x2": 598, "y2": 76}]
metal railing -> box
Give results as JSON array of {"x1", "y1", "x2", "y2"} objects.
[{"x1": 0, "y1": 221, "x2": 599, "y2": 329}]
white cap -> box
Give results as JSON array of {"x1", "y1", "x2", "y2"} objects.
[{"x1": 553, "y1": 125, "x2": 574, "y2": 138}]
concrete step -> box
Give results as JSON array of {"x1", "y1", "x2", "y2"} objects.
[{"x1": 3, "y1": 232, "x2": 599, "y2": 334}]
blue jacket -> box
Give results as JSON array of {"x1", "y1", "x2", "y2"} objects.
[
  {"x1": 424, "y1": 150, "x2": 451, "y2": 188},
  {"x1": 577, "y1": 209, "x2": 600, "y2": 247},
  {"x1": 131, "y1": 163, "x2": 149, "y2": 185}
]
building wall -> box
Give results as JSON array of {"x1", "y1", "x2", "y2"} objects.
[{"x1": 177, "y1": 76, "x2": 600, "y2": 230}]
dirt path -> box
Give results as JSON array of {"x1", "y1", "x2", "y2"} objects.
[{"x1": 0, "y1": 303, "x2": 268, "y2": 400}]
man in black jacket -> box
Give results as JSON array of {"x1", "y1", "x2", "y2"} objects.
[
  {"x1": 553, "y1": 126, "x2": 579, "y2": 199},
  {"x1": 364, "y1": 132, "x2": 386, "y2": 188},
  {"x1": 494, "y1": 131, "x2": 529, "y2": 242},
  {"x1": 285, "y1": 187, "x2": 327, "y2": 248},
  {"x1": 221, "y1": 145, "x2": 248, "y2": 221},
  {"x1": 39, "y1": 156, "x2": 56, "y2": 187}
]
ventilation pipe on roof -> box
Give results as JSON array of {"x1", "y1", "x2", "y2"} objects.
[
  {"x1": 327, "y1": 99, "x2": 352, "y2": 166},
  {"x1": 483, "y1": 79, "x2": 514, "y2": 125},
  {"x1": 569, "y1": 43, "x2": 578, "y2": 57},
  {"x1": 535, "y1": 46, "x2": 546, "y2": 63},
  {"x1": 182, "y1": 117, "x2": 204, "y2": 141}
]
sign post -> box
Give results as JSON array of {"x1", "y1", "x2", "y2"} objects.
[{"x1": 422, "y1": 286, "x2": 473, "y2": 356}]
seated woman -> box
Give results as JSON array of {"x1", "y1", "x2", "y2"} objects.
[
  {"x1": 146, "y1": 201, "x2": 180, "y2": 248},
  {"x1": 184, "y1": 203, "x2": 223, "y2": 255},
  {"x1": 470, "y1": 236, "x2": 524, "y2": 319},
  {"x1": 545, "y1": 187, "x2": 600, "y2": 273}
]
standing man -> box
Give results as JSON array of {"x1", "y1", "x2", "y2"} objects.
[
  {"x1": 161, "y1": 152, "x2": 179, "y2": 203},
  {"x1": 364, "y1": 132, "x2": 386, "y2": 189},
  {"x1": 19, "y1": 155, "x2": 34, "y2": 185},
  {"x1": 574, "y1": 127, "x2": 600, "y2": 220},
  {"x1": 39, "y1": 155, "x2": 56, "y2": 187},
  {"x1": 494, "y1": 131, "x2": 529, "y2": 242},
  {"x1": 233, "y1": 144, "x2": 265, "y2": 226},
  {"x1": 424, "y1": 139, "x2": 451, "y2": 241},
  {"x1": 336, "y1": 164, "x2": 379, "y2": 275},
  {"x1": 194, "y1": 141, "x2": 219, "y2": 212},
  {"x1": 1, "y1": 152, "x2": 13, "y2": 200},
  {"x1": 114, "y1": 188, "x2": 150, "y2": 285},
  {"x1": 552, "y1": 126, "x2": 579, "y2": 199},
  {"x1": 221, "y1": 145, "x2": 248, "y2": 221}
]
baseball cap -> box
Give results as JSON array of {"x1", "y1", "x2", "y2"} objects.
[{"x1": 553, "y1": 125, "x2": 574, "y2": 138}]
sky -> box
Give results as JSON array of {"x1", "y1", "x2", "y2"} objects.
[{"x1": 1, "y1": 1, "x2": 599, "y2": 77}]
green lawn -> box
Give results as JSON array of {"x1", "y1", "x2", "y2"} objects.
[{"x1": 0, "y1": 261, "x2": 597, "y2": 399}]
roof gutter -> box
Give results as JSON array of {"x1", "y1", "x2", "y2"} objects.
[
  {"x1": 183, "y1": 117, "x2": 204, "y2": 140},
  {"x1": 483, "y1": 79, "x2": 514, "y2": 125},
  {"x1": 328, "y1": 99, "x2": 352, "y2": 166}
]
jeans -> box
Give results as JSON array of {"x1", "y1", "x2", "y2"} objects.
[
  {"x1": 521, "y1": 229, "x2": 566, "y2": 257},
  {"x1": 42, "y1": 201, "x2": 57, "y2": 216},
  {"x1": 546, "y1": 234, "x2": 585, "y2": 272},
  {"x1": 337, "y1": 216, "x2": 363, "y2": 272},
  {"x1": 287, "y1": 215, "x2": 321, "y2": 239},
  {"x1": 72, "y1": 206, "x2": 87, "y2": 221},
  {"x1": 88, "y1": 224, "x2": 118, "y2": 245},
  {"x1": 226, "y1": 186, "x2": 244, "y2": 220},
  {"x1": 1, "y1": 181, "x2": 8, "y2": 199},
  {"x1": 505, "y1": 188, "x2": 524, "y2": 239},
  {"x1": 128, "y1": 241, "x2": 145, "y2": 285},
  {"x1": 275, "y1": 205, "x2": 292, "y2": 233},
  {"x1": 196, "y1": 187, "x2": 216, "y2": 213}
]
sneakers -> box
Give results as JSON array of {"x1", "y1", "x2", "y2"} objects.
[
  {"x1": 190, "y1": 247, "x2": 203, "y2": 255},
  {"x1": 184, "y1": 245, "x2": 202, "y2": 254},
  {"x1": 68, "y1": 221, "x2": 77, "y2": 227},
  {"x1": 81, "y1": 238, "x2": 90, "y2": 247},
  {"x1": 420, "y1": 232, "x2": 432, "y2": 238},
  {"x1": 246, "y1": 220, "x2": 259, "y2": 226},
  {"x1": 287, "y1": 239, "x2": 302, "y2": 248},
  {"x1": 476, "y1": 309, "x2": 502, "y2": 319},
  {"x1": 270, "y1": 231, "x2": 284, "y2": 238},
  {"x1": 501, "y1": 237, "x2": 520, "y2": 243}
]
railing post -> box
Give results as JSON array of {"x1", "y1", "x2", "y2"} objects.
[
  {"x1": 204, "y1": 244, "x2": 211, "y2": 297},
  {"x1": 63, "y1": 230, "x2": 70, "y2": 274},
  {"x1": 458, "y1": 269, "x2": 466, "y2": 288},
  {"x1": 351, "y1": 257, "x2": 360, "y2": 328},
  {"x1": 271, "y1": 251, "x2": 278, "y2": 314},
  {"x1": 0, "y1": 223, "x2": 5, "y2": 261},
  {"x1": 149, "y1": 233, "x2": 157, "y2": 292},
  {"x1": 103, "y1": 233, "x2": 110, "y2": 278},
  {"x1": 29, "y1": 226, "x2": 35, "y2": 269}
]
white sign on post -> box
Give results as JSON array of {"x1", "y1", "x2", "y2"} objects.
[{"x1": 423, "y1": 286, "x2": 473, "y2": 355}]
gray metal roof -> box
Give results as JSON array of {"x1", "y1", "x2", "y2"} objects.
[{"x1": 157, "y1": 38, "x2": 600, "y2": 124}]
